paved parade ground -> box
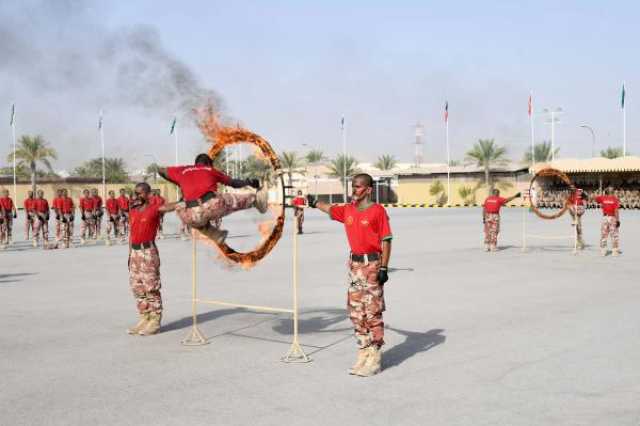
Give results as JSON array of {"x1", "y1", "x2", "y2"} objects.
[{"x1": 2, "y1": 208, "x2": 639, "y2": 426}]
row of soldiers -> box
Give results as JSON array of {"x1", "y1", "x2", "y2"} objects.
[
  {"x1": 537, "y1": 188, "x2": 640, "y2": 210},
  {"x1": 0, "y1": 187, "x2": 187, "y2": 249}
]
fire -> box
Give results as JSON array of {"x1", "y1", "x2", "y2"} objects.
[{"x1": 195, "y1": 106, "x2": 286, "y2": 269}]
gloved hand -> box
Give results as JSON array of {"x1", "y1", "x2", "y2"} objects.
[
  {"x1": 377, "y1": 267, "x2": 389, "y2": 285},
  {"x1": 248, "y1": 178, "x2": 260, "y2": 189},
  {"x1": 56, "y1": 214, "x2": 61, "y2": 221},
  {"x1": 306, "y1": 194, "x2": 317, "y2": 208},
  {"x1": 616, "y1": 220, "x2": 621, "y2": 228},
  {"x1": 515, "y1": 192, "x2": 522, "y2": 198},
  {"x1": 13, "y1": 212, "x2": 17, "y2": 218},
  {"x1": 128, "y1": 254, "x2": 131, "y2": 271}
]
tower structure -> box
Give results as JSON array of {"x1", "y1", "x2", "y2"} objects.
[{"x1": 414, "y1": 122, "x2": 424, "y2": 167}]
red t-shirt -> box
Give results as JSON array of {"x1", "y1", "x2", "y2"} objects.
[
  {"x1": 52, "y1": 197, "x2": 63, "y2": 211},
  {"x1": 117, "y1": 195, "x2": 129, "y2": 211},
  {"x1": 79, "y1": 197, "x2": 95, "y2": 211},
  {"x1": 92, "y1": 195, "x2": 103, "y2": 209},
  {"x1": 150, "y1": 194, "x2": 166, "y2": 206},
  {"x1": 0, "y1": 197, "x2": 14, "y2": 211},
  {"x1": 567, "y1": 192, "x2": 586, "y2": 206},
  {"x1": 292, "y1": 197, "x2": 306, "y2": 207},
  {"x1": 483, "y1": 196, "x2": 507, "y2": 214},
  {"x1": 129, "y1": 203, "x2": 162, "y2": 244},
  {"x1": 24, "y1": 198, "x2": 36, "y2": 212},
  {"x1": 329, "y1": 203, "x2": 392, "y2": 255},
  {"x1": 595, "y1": 195, "x2": 620, "y2": 216},
  {"x1": 167, "y1": 164, "x2": 232, "y2": 201},
  {"x1": 34, "y1": 198, "x2": 49, "y2": 213},
  {"x1": 105, "y1": 198, "x2": 119, "y2": 215},
  {"x1": 60, "y1": 197, "x2": 74, "y2": 214}
]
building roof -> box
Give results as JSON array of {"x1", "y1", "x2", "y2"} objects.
[
  {"x1": 530, "y1": 156, "x2": 640, "y2": 173},
  {"x1": 397, "y1": 163, "x2": 528, "y2": 176}
]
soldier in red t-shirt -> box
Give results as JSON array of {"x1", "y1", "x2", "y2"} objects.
[
  {"x1": 23, "y1": 190, "x2": 37, "y2": 241},
  {"x1": 591, "y1": 187, "x2": 621, "y2": 256},
  {"x1": 51, "y1": 189, "x2": 64, "y2": 242},
  {"x1": 105, "y1": 190, "x2": 120, "y2": 244},
  {"x1": 57, "y1": 189, "x2": 75, "y2": 248},
  {"x1": 126, "y1": 182, "x2": 176, "y2": 336},
  {"x1": 0, "y1": 189, "x2": 17, "y2": 247},
  {"x1": 157, "y1": 153, "x2": 267, "y2": 244},
  {"x1": 150, "y1": 189, "x2": 166, "y2": 238},
  {"x1": 308, "y1": 173, "x2": 392, "y2": 377},
  {"x1": 32, "y1": 189, "x2": 50, "y2": 248},
  {"x1": 91, "y1": 188, "x2": 103, "y2": 240},
  {"x1": 292, "y1": 190, "x2": 306, "y2": 234},
  {"x1": 79, "y1": 189, "x2": 96, "y2": 243},
  {"x1": 482, "y1": 189, "x2": 521, "y2": 252},
  {"x1": 567, "y1": 187, "x2": 588, "y2": 249}
]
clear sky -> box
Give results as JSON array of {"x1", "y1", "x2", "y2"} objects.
[{"x1": 1, "y1": 0, "x2": 638, "y2": 170}]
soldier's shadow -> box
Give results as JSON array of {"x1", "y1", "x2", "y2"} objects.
[
  {"x1": 161, "y1": 308, "x2": 272, "y2": 333},
  {"x1": 384, "y1": 327, "x2": 446, "y2": 369}
]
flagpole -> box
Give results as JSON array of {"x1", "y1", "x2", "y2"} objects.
[
  {"x1": 100, "y1": 110, "x2": 106, "y2": 200},
  {"x1": 530, "y1": 92, "x2": 535, "y2": 167},
  {"x1": 11, "y1": 105, "x2": 17, "y2": 201},
  {"x1": 445, "y1": 112, "x2": 451, "y2": 206},
  {"x1": 341, "y1": 117, "x2": 347, "y2": 203},
  {"x1": 623, "y1": 82, "x2": 627, "y2": 156}
]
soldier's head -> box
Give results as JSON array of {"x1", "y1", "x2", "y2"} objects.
[
  {"x1": 605, "y1": 186, "x2": 614, "y2": 195},
  {"x1": 27, "y1": 190, "x2": 34, "y2": 198},
  {"x1": 133, "y1": 182, "x2": 151, "y2": 206},
  {"x1": 492, "y1": 189, "x2": 500, "y2": 196},
  {"x1": 56, "y1": 189, "x2": 63, "y2": 197},
  {"x1": 297, "y1": 190, "x2": 303, "y2": 196},
  {"x1": 62, "y1": 189, "x2": 68, "y2": 197},
  {"x1": 119, "y1": 188, "x2": 126, "y2": 196},
  {"x1": 1, "y1": 189, "x2": 8, "y2": 197},
  {"x1": 351, "y1": 174, "x2": 374, "y2": 203},
  {"x1": 108, "y1": 190, "x2": 115, "y2": 198},
  {"x1": 91, "y1": 188, "x2": 98, "y2": 196},
  {"x1": 83, "y1": 189, "x2": 90, "y2": 197},
  {"x1": 194, "y1": 153, "x2": 213, "y2": 167},
  {"x1": 36, "y1": 190, "x2": 44, "y2": 198}
]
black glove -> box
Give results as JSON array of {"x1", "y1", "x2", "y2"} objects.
[
  {"x1": 13, "y1": 212, "x2": 17, "y2": 218},
  {"x1": 616, "y1": 220, "x2": 621, "y2": 228},
  {"x1": 306, "y1": 194, "x2": 317, "y2": 208},
  {"x1": 515, "y1": 192, "x2": 522, "y2": 198},
  {"x1": 377, "y1": 267, "x2": 389, "y2": 285},
  {"x1": 248, "y1": 178, "x2": 260, "y2": 189}
]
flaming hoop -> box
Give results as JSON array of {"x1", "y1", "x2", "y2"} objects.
[
  {"x1": 197, "y1": 109, "x2": 286, "y2": 267},
  {"x1": 528, "y1": 167, "x2": 573, "y2": 220}
]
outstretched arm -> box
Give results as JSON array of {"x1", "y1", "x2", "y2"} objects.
[
  {"x1": 157, "y1": 167, "x2": 179, "y2": 186},
  {"x1": 306, "y1": 195, "x2": 332, "y2": 215},
  {"x1": 505, "y1": 192, "x2": 521, "y2": 203},
  {"x1": 158, "y1": 202, "x2": 178, "y2": 213}
]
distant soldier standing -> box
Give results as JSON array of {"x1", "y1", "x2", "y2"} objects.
[
  {"x1": 567, "y1": 187, "x2": 588, "y2": 250},
  {"x1": 117, "y1": 188, "x2": 130, "y2": 242},
  {"x1": 292, "y1": 190, "x2": 306, "y2": 234},
  {"x1": 23, "y1": 190, "x2": 37, "y2": 241},
  {"x1": 51, "y1": 189, "x2": 64, "y2": 243},
  {"x1": 79, "y1": 189, "x2": 95, "y2": 244},
  {"x1": 150, "y1": 189, "x2": 166, "y2": 238},
  {"x1": 32, "y1": 190, "x2": 50, "y2": 248},
  {"x1": 105, "y1": 190, "x2": 120, "y2": 245},
  {"x1": 91, "y1": 188, "x2": 103, "y2": 240},
  {"x1": 127, "y1": 182, "x2": 175, "y2": 336},
  {"x1": 58, "y1": 189, "x2": 75, "y2": 248},
  {"x1": 0, "y1": 189, "x2": 17, "y2": 246},
  {"x1": 591, "y1": 187, "x2": 621, "y2": 256},
  {"x1": 307, "y1": 174, "x2": 392, "y2": 377},
  {"x1": 482, "y1": 189, "x2": 520, "y2": 252}
]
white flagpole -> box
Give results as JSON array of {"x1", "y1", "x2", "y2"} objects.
[
  {"x1": 11, "y1": 105, "x2": 17, "y2": 201},
  {"x1": 341, "y1": 117, "x2": 347, "y2": 203},
  {"x1": 100, "y1": 110, "x2": 106, "y2": 200},
  {"x1": 623, "y1": 82, "x2": 627, "y2": 157},
  {"x1": 530, "y1": 92, "x2": 535, "y2": 167},
  {"x1": 174, "y1": 123, "x2": 179, "y2": 166},
  {"x1": 446, "y1": 117, "x2": 451, "y2": 206}
]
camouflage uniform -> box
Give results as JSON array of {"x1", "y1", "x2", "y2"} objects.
[
  {"x1": 569, "y1": 205, "x2": 586, "y2": 246},
  {"x1": 33, "y1": 214, "x2": 49, "y2": 245},
  {"x1": 483, "y1": 213, "x2": 500, "y2": 249},
  {"x1": 347, "y1": 259, "x2": 385, "y2": 349},
  {"x1": 80, "y1": 211, "x2": 95, "y2": 239},
  {"x1": 600, "y1": 216, "x2": 620, "y2": 250},
  {"x1": 129, "y1": 246, "x2": 163, "y2": 315},
  {"x1": 175, "y1": 192, "x2": 255, "y2": 228},
  {"x1": 295, "y1": 208, "x2": 304, "y2": 233}
]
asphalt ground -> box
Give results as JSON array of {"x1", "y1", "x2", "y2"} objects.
[{"x1": 1, "y1": 208, "x2": 639, "y2": 426}]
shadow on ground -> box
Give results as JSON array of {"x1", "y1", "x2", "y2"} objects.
[
  {"x1": 384, "y1": 327, "x2": 446, "y2": 369},
  {"x1": 0, "y1": 272, "x2": 38, "y2": 283}
]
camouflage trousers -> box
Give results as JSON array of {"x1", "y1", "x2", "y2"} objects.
[
  {"x1": 94, "y1": 213, "x2": 102, "y2": 237},
  {"x1": 0, "y1": 215, "x2": 12, "y2": 243},
  {"x1": 80, "y1": 211, "x2": 96, "y2": 239},
  {"x1": 33, "y1": 215, "x2": 49, "y2": 243},
  {"x1": 295, "y1": 209, "x2": 304, "y2": 232},
  {"x1": 129, "y1": 246, "x2": 163, "y2": 315},
  {"x1": 175, "y1": 193, "x2": 256, "y2": 229},
  {"x1": 25, "y1": 214, "x2": 35, "y2": 239},
  {"x1": 106, "y1": 214, "x2": 120, "y2": 238},
  {"x1": 119, "y1": 213, "x2": 129, "y2": 238},
  {"x1": 347, "y1": 259, "x2": 385, "y2": 349},
  {"x1": 600, "y1": 216, "x2": 620, "y2": 249},
  {"x1": 484, "y1": 213, "x2": 500, "y2": 248},
  {"x1": 569, "y1": 205, "x2": 586, "y2": 243}
]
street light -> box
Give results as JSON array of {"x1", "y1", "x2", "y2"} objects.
[
  {"x1": 579, "y1": 125, "x2": 596, "y2": 158},
  {"x1": 543, "y1": 107, "x2": 563, "y2": 162}
]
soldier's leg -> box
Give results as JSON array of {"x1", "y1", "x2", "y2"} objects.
[
  {"x1": 134, "y1": 247, "x2": 163, "y2": 335},
  {"x1": 611, "y1": 218, "x2": 620, "y2": 251},
  {"x1": 483, "y1": 219, "x2": 491, "y2": 249},
  {"x1": 347, "y1": 267, "x2": 372, "y2": 350},
  {"x1": 7, "y1": 216, "x2": 13, "y2": 242},
  {"x1": 600, "y1": 217, "x2": 610, "y2": 253}
]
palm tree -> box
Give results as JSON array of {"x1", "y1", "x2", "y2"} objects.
[
  {"x1": 458, "y1": 186, "x2": 474, "y2": 204},
  {"x1": 145, "y1": 163, "x2": 160, "y2": 183},
  {"x1": 429, "y1": 180, "x2": 447, "y2": 206},
  {"x1": 305, "y1": 149, "x2": 326, "y2": 166},
  {"x1": 279, "y1": 151, "x2": 306, "y2": 187},
  {"x1": 522, "y1": 141, "x2": 559, "y2": 164},
  {"x1": 374, "y1": 154, "x2": 397, "y2": 171},
  {"x1": 7, "y1": 135, "x2": 57, "y2": 192},
  {"x1": 328, "y1": 154, "x2": 360, "y2": 200},
  {"x1": 465, "y1": 139, "x2": 509, "y2": 189},
  {"x1": 600, "y1": 146, "x2": 624, "y2": 159},
  {"x1": 73, "y1": 157, "x2": 128, "y2": 182}
]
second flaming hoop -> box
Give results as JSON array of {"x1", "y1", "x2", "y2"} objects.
[{"x1": 528, "y1": 167, "x2": 574, "y2": 220}]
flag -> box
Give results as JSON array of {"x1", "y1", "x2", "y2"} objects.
[
  {"x1": 9, "y1": 103, "x2": 15, "y2": 126},
  {"x1": 621, "y1": 83, "x2": 626, "y2": 109},
  {"x1": 340, "y1": 116, "x2": 345, "y2": 130},
  {"x1": 169, "y1": 117, "x2": 177, "y2": 135},
  {"x1": 444, "y1": 101, "x2": 449, "y2": 122},
  {"x1": 528, "y1": 94, "x2": 532, "y2": 117},
  {"x1": 98, "y1": 110, "x2": 103, "y2": 130}
]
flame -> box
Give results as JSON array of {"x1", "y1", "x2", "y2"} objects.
[{"x1": 195, "y1": 106, "x2": 285, "y2": 269}]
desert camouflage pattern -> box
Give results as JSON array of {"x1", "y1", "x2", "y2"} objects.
[
  {"x1": 33, "y1": 214, "x2": 49, "y2": 244},
  {"x1": 60, "y1": 213, "x2": 74, "y2": 245},
  {"x1": 106, "y1": 214, "x2": 120, "y2": 238},
  {"x1": 25, "y1": 212, "x2": 36, "y2": 240},
  {"x1": 569, "y1": 205, "x2": 586, "y2": 245},
  {"x1": 347, "y1": 259, "x2": 385, "y2": 349},
  {"x1": 295, "y1": 208, "x2": 304, "y2": 233},
  {"x1": 175, "y1": 192, "x2": 255, "y2": 228},
  {"x1": 600, "y1": 216, "x2": 620, "y2": 250},
  {"x1": 484, "y1": 213, "x2": 500, "y2": 249},
  {"x1": 0, "y1": 212, "x2": 11, "y2": 244},
  {"x1": 129, "y1": 246, "x2": 163, "y2": 315},
  {"x1": 80, "y1": 210, "x2": 95, "y2": 239}
]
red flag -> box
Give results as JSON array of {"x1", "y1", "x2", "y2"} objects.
[
  {"x1": 528, "y1": 94, "x2": 532, "y2": 117},
  {"x1": 444, "y1": 101, "x2": 449, "y2": 122}
]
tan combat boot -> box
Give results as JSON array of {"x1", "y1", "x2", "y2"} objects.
[
  {"x1": 254, "y1": 184, "x2": 269, "y2": 214},
  {"x1": 600, "y1": 247, "x2": 608, "y2": 256},
  {"x1": 199, "y1": 226, "x2": 228, "y2": 244},
  {"x1": 356, "y1": 346, "x2": 382, "y2": 377},
  {"x1": 348, "y1": 348, "x2": 370, "y2": 375},
  {"x1": 139, "y1": 313, "x2": 162, "y2": 336},
  {"x1": 612, "y1": 248, "x2": 621, "y2": 257},
  {"x1": 127, "y1": 314, "x2": 149, "y2": 335}
]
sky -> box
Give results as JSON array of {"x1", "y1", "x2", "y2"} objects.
[{"x1": 1, "y1": 0, "x2": 638, "y2": 171}]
